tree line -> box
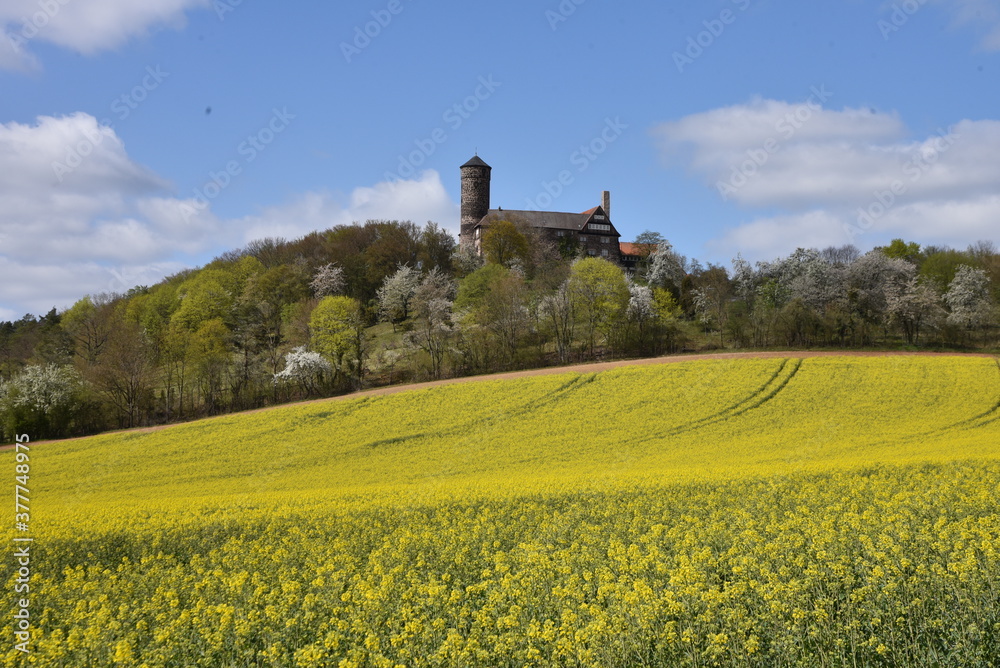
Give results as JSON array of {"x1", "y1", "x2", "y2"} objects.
[{"x1": 1, "y1": 220, "x2": 997, "y2": 442}]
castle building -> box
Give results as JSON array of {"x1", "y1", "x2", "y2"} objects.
[{"x1": 459, "y1": 155, "x2": 624, "y2": 265}]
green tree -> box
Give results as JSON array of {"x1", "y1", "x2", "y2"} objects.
[
  {"x1": 454, "y1": 263, "x2": 509, "y2": 312},
  {"x1": 878, "y1": 238, "x2": 922, "y2": 265},
  {"x1": 190, "y1": 318, "x2": 230, "y2": 415},
  {"x1": 170, "y1": 271, "x2": 234, "y2": 332},
  {"x1": 568, "y1": 257, "x2": 630, "y2": 357},
  {"x1": 310, "y1": 296, "x2": 366, "y2": 387},
  {"x1": 481, "y1": 220, "x2": 530, "y2": 269},
  {"x1": 62, "y1": 295, "x2": 114, "y2": 364},
  {"x1": 480, "y1": 270, "x2": 529, "y2": 368},
  {"x1": 919, "y1": 247, "x2": 969, "y2": 291}
]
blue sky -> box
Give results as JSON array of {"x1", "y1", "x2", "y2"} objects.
[{"x1": 1, "y1": 0, "x2": 999, "y2": 319}]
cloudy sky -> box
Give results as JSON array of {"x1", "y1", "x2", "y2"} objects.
[{"x1": 1, "y1": 0, "x2": 998, "y2": 319}]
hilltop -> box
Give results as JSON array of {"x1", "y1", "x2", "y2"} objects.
[{"x1": 1, "y1": 223, "x2": 997, "y2": 445}]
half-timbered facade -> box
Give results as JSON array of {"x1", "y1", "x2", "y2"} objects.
[{"x1": 459, "y1": 155, "x2": 625, "y2": 266}]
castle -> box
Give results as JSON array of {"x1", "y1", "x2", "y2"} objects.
[{"x1": 459, "y1": 155, "x2": 631, "y2": 266}]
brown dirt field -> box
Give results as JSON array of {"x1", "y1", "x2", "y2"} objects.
[{"x1": 7, "y1": 350, "x2": 996, "y2": 451}]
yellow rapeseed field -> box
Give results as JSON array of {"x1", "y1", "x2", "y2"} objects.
[{"x1": 3, "y1": 355, "x2": 999, "y2": 666}]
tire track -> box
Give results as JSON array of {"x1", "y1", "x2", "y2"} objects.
[
  {"x1": 669, "y1": 358, "x2": 803, "y2": 437},
  {"x1": 13, "y1": 351, "x2": 994, "y2": 451},
  {"x1": 857, "y1": 357, "x2": 1000, "y2": 450},
  {"x1": 666, "y1": 359, "x2": 802, "y2": 436},
  {"x1": 912, "y1": 357, "x2": 1000, "y2": 437},
  {"x1": 361, "y1": 373, "x2": 598, "y2": 450},
  {"x1": 629, "y1": 358, "x2": 803, "y2": 447}
]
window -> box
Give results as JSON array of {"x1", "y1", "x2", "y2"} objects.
[
  {"x1": 594, "y1": 215, "x2": 605, "y2": 221},
  {"x1": 579, "y1": 235, "x2": 587, "y2": 242},
  {"x1": 588, "y1": 249, "x2": 596, "y2": 256},
  {"x1": 556, "y1": 230, "x2": 565, "y2": 237},
  {"x1": 601, "y1": 249, "x2": 609, "y2": 257},
  {"x1": 601, "y1": 236, "x2": 609, "y2": 244},
  {"x1": 589, "y1": 223, "x2": 611, "y2": 232}
]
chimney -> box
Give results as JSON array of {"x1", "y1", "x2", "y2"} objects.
[{"x1": 601, "y1": 190, "x2": 611, "y2": 219}]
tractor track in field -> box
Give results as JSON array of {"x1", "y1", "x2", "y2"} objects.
[
  {"x1": 664, "y1": 357, "x2": 803, "y2": 437},
  {"x1": 358, "y1": 372, "x2": 599, "y2": 451},
  {"x1": 6, "y1": 350, "x2": 996, "y2": 451},
  {"x1": 898, "y1": 357, "x2": 1000, "y2": 443}
]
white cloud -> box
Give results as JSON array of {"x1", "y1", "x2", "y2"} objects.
[
  {"x1": 1, "y1": 0, "x2": 209, "y2": 70},
  {"x1": 708, "y1": 196, "x2": 1000, "y2": 261},
  {"x1": 933, "y1": 0, "x2": 1000, "y2": 50},
  {"x1": 655, "y1": 99, "x2": 1000, "y2": 261},
  {"x1": 237, "y1": 173, "x2": 459, "y2": 245},
  {"x1": 706, "y1": 210, "x2": 849, "y2": 260},
  {"x1": 0, "y1": 113, "x2": 459, "y2": 319}
]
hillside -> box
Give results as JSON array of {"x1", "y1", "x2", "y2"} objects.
[
  {"x1": 4, "y1": 355, "x2": 1000, "y2": 666},
  {"x1": 29, "y1": 354, "x2": 1000, "y2": 502},
  {"x1": 3, "y1": 229, "x2": 998, "y2": 447}
]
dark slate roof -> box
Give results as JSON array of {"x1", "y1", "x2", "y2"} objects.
[
  {"x1": 461, "y1": 155, "x2": 491, "y2": 169},
  {"x1": 477, "y1": 208, "x2": 618, "y2": 235},
  {"x1": 478, "y1": 209, "x2": 588, "y2": 231}
]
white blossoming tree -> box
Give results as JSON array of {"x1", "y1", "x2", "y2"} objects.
[
  {"x1": 274, "y1": 346, "x2": 333, "y2": 396},
  {"x1": 945, "y1": 265, "x2": 994, "y2": 342},
  {"x1": 310, "y1": 263, "x2": 345, "y2": 298},
  {"x1": 0, "y1": 364, "x2": 84, "y2": 440},
  {"x1": 376, "y1": 265, "x2": 420, "y2": 331}
]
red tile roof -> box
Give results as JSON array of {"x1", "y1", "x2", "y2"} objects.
[{"x1": 620, "y1": 242, "x2": 644, "y2": 256}]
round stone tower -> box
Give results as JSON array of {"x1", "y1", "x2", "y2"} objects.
[{"x1": 460, "y1": 155, "x2": 491, "y2": 245}]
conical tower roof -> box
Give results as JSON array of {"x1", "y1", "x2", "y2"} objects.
[{"x1": 461, "y1": 155, "x2": 491, "y2": 169}]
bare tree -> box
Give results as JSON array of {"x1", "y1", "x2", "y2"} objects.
[
  {"x1": 408, "y1": 268, "x2": 457, "y2": 379},
  {"x1": 540, "y1": 281, "x2": 575, "y2": 363},
  {"x1": 88, "y1": 315, "x2": 154, "y2": 428}
]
